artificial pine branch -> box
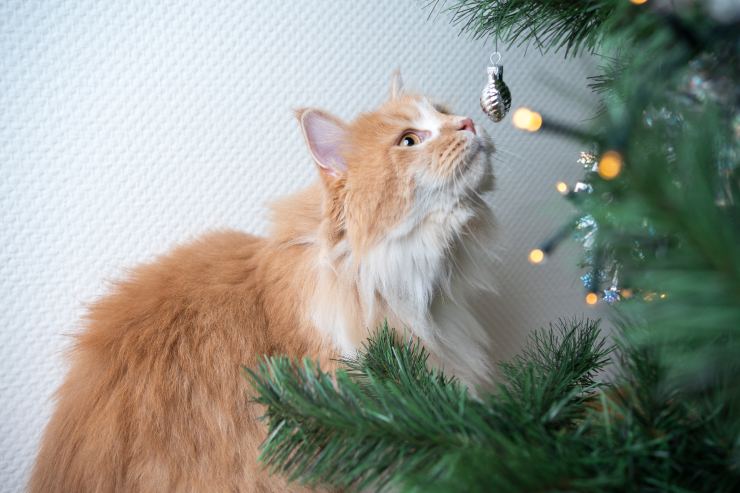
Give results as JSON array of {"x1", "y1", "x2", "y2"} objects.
[
  {"x1": 246, "y1": 319, "x2": 614, "y2": 491},
  {"x1": 245, "y1": 325, "x2": 477, "y2": 490},
  {"x1": 247, "y1": 321, "x2": 739, "y2": 491},
  {"x1": 436, "y1": 0, "x2": 615, "y2": 57}
]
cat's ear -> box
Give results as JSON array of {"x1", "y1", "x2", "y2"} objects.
[
  {"x1": 389, "y1": 69, "x2": 404, "y2": 100},
  {"x1": 295, "y1": 108, "x2": 348, "y2": 179}
]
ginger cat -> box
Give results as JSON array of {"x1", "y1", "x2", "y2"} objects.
[{"x1": 29, "y1": 73, "x2": 497, "y2": 492}]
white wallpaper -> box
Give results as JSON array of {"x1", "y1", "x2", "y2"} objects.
[{"x1": 0, "y1": 1, "x2": 601, "y2": 490}]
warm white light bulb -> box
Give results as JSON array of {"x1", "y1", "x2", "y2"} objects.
[
  {"x1": 512, "y1": 108, "x2": 543, "y2": 132},
  {"x1": 528, "y1": 248, "x2": 545, "y2": 265},
  {"x1": 598, "y1": 151, "x2": 623, "y2": 180}
]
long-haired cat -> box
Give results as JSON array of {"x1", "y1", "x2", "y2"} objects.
[{"x1": 29, "y1": 73, "x2": 497, "y2": 492}]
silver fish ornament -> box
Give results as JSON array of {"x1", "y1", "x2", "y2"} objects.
[{"x1": 480, "y1": 59, "x2": 511, "y2": 123}]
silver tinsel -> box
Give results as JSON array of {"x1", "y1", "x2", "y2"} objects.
[{"x1": 480, "y1": 64, "x2": 511, "y2": 122}]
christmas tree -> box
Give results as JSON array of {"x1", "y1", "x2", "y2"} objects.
[{"x1": 246, "y1": 1, "x2": 740, "y2": 491}]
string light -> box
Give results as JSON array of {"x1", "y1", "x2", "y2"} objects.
[
  {"x1": 630, "y1": 0, "x2": 648, "y2": 4},
  {"x1": 598, "y1": 151, "x2": 623, "y2": 180},
  {"x1": 512, "y1": 107, "x2": 543, "y2": 132},
  {"x1": 555, "y1": 181, "x2": 569, "y2": 195},
  {"x1": 528, "y1": 248, "x2": 545, "y2": 264},
  {"x1": 621, "y1": 288, "x2": 634, "y2": 299},
  {"x1": 659, "y1": 293, "x2": 668, "y2": 300},
  {"x1": 585, "y1": 293, "x2": 599, "y2": 305}
]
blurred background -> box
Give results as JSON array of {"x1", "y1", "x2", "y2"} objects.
[{"x1": 0, "y1": 1, "x2": 600, "y2": 489}]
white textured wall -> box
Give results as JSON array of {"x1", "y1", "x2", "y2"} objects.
[{"x1": 0, "y1": 1, "x2": 599, "y2": 490}]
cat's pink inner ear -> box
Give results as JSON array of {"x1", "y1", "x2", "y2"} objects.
[{"x1": 300, "y1": 110, "x2": 348, "y2": 177}]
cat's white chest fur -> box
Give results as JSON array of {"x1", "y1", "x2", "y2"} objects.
[{"x1": 311, "y1": 196, "x2": 496, "y2": 389}]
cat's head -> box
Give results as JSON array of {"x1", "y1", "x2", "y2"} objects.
[{"x1": 296, "y1": 72, "x2": 494, "y2": 254}]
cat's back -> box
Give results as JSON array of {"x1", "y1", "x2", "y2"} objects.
[
  {"x1": 29, "y1": 230, "x2": 303, "y2": 493},
  {"x1": 81, "y1": 229, "x2": 270, "y2": 356}
]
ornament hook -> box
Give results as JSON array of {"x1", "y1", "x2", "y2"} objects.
[{"x1": 489, "y1": 51, "x2": 502, "y2": 66}]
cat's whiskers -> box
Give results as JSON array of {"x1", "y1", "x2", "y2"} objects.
[
  {"x1": 489, "y1": 144, "x2": 524, "y2": 166},
  {"x1": 448, "y1": 152, "x2": 500, "y2": 272},
  {"x1": 448, "y1": 150, "x2": 487, "y2": 204},
  {"x1": 425, "y1": 146, "x2": 496, "y2": 300}
]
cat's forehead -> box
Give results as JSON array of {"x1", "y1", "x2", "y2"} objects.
[{"x1": 368, "y1": 95, "x2": 449, "y2": 135}]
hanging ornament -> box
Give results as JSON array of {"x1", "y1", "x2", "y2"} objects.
[
  {"x1": 603, "y1": 287, "x2": 620, "y2": 304},
  {"x1": 577, "y1": 151, "x2": 597, "y2": 171},
  {"x1": 603, "y1": 270, "x2": 621, "y2": 304},
  {"x1": 480, "y1": 52, "x2": 512, "y2": 122}
]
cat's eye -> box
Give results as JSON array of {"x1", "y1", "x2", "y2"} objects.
[{"x1": 399, "y1": 132, "x2": 422, "y2": 147}]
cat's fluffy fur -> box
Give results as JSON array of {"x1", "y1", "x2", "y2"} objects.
[{"x1": 29, "y1": 74, "x2": 496, "y2": 492}]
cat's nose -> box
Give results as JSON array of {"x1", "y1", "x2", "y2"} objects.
[{"x1": 458, "y1": 118, "x2": 476, "y2": 135}]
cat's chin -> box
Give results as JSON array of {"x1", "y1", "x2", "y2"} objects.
[
  {"x1": 451, "y1": 142, "x2": 492, "y2": 199},
  {"x1": 418, "y1": 144, "x2": 490, "y2": 198}
]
